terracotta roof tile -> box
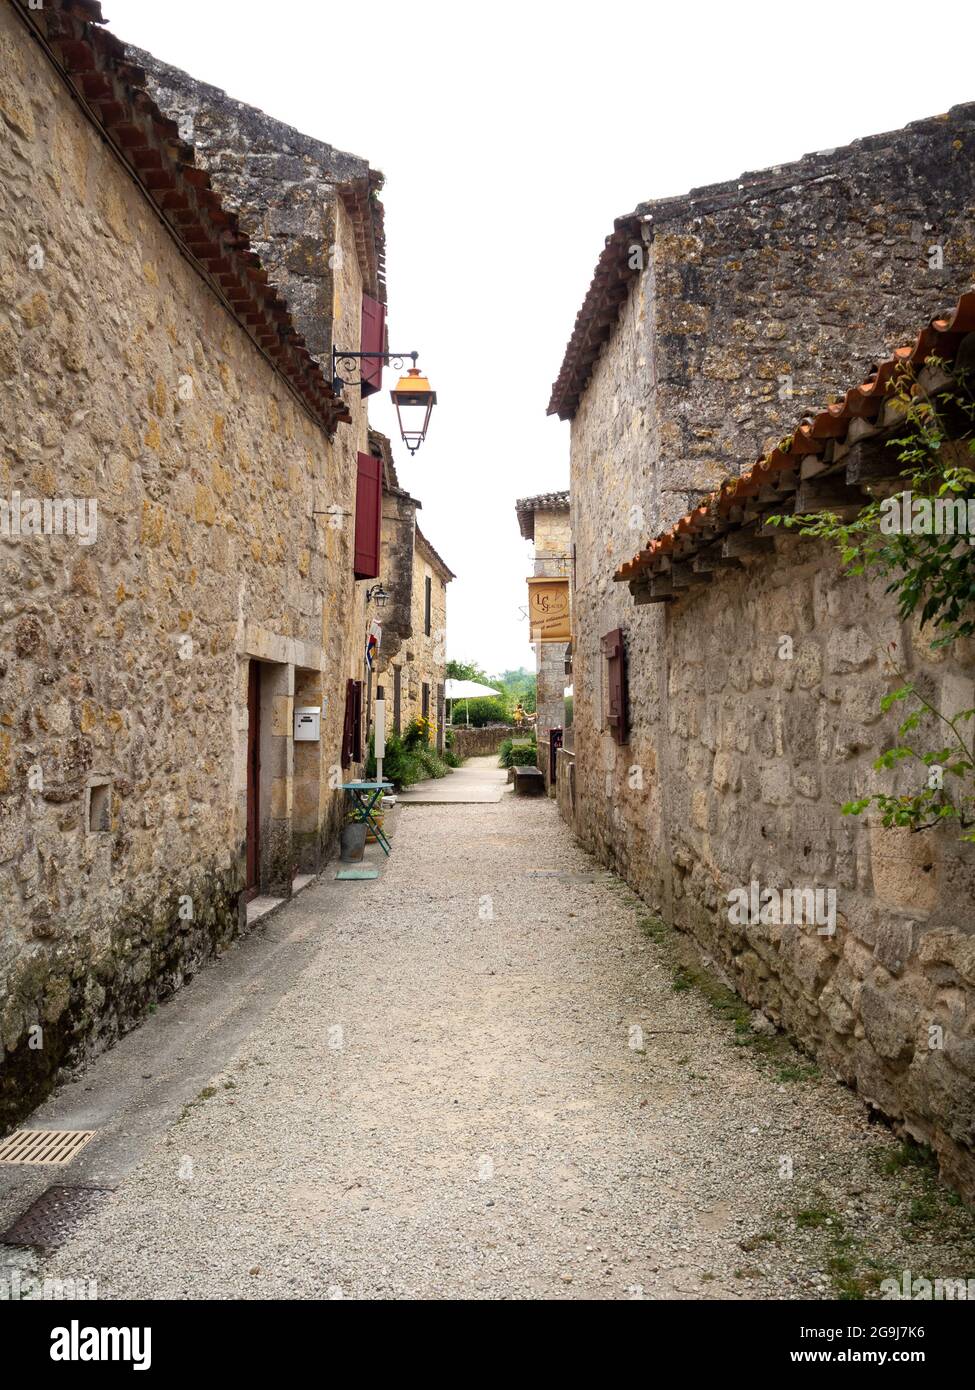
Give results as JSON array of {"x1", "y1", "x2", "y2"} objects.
[
  {"x1": 515, "y1": 490, "x2": 570, "y2": 541},
  {"x1": 614, "y1": 293, "x2": 975, "y2": 587},
  {"x1": 15, "y1": 0, "x2": 348, "y2": 433}
]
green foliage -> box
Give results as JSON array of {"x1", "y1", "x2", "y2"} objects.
[
  {"x1": 415, "y1": 746, "x2": 449, "y2": 779},
  {"x1": 401, "y1": 716, "x2": 432, "y2": 751},
  {"x1": 840, "y1": 674, "x2": 975, "y2": 837},
  {"x1": 365, "y1": 730, "x2": 448, "y2": 788},
  {"x1": 768, "y1": 358, "x2": 975, "y2": 841},
  {"x1": 769, "y1": 359, "x2": 975, "y2": 649},
  {"x1": 441, "y1": 724, "x2": 463, "y2": 767},
  {"x1": 446, "y1": 658, "x2": 490, "y2": 683},
  {"x1": 498, "y1": 735, "x2": 537, "y2": 769},
  {"x1": 451, "y1": 695, "x2": 507, "y2": 727},
  {"x1": 447, "y1": 660, "x2": 537, "y2": 726},
  {"x1": 495, "y1": 667, "x2": 537, "y2": 714}
]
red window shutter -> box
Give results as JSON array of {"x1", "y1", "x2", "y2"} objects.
[
  {"x1": 359, "y1": 293, "x2": 386, "y2": 397},
  {"x1": 341, "y1": 677, "x2": 355, "y2": 768},
  {"x1": 352, "y1": 680, "x2": 363, "y2": 763},
  {"x1": 353, "y1": 451, "x2": 382, "y2": 579},
  {"x1": 601, "y1": 627, "x2": 629, "y2": 745}
]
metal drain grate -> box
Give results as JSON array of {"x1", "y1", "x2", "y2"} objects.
[
  {"x1": 0, "y1": 1130, "x2": 95, "y2": 1166},
  {"x1": 0, "y1": 1185, "x2": 111, "y2": 1252}
]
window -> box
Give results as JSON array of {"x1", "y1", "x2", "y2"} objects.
[
  {"x1": 359, "y1": 293, "x2": 386, "y2": 397},
  {"x1": 88, "y1": 780, "x2": 111, "y2": 833},
  {"x1": 353, "y1": 451, "x2": 382, "y2": 579},
  {"x1": 601, "y1": 627, "x2": 628, "y2": 745},
  {"x1": 421, "y1": 682, "x2": 430, "y2": 722},
  {"x1": 424, "y1": 575, "x2": 432, "y2": 635},
  {"x1": 341, "y1": 678, "x2": 364, "y2": 767}
]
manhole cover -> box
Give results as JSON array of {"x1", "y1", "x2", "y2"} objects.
[
  {"x1": 0, "y1": 1130, "x2": 95, "y2": 1166},
  {"x1": 0, "y1": 1186, "x2": 112, "y2": 1253}
]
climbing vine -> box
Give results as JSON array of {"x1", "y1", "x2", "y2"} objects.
[{"x1": 769, "y1": 356, "x2": 975, "y2": 840}]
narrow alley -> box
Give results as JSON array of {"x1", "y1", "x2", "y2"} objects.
[{"x1": 2, "y1": 761, "x2": 969, "y2": 1302}]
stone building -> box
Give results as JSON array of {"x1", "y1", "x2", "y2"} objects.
[
  {"x1": 515, "y1": 491, "x2": 571, "y2": 790},
  {"x1": 387, "y1": 524, "x2": 452, "y2": 748},
  {"x1": 549, "y1": 105, "x2": 975, "y2": 1194},
  {"x1": 367, "y1": 431, "x2": 454, "y2": 751},
  {"x1": 0, "y1": 0, "x2": 397, "y2": 1126}
]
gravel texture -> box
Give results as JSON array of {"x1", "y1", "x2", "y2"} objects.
[{"x1": 33, "y1": 762, "x2": 975, "y2": 1300}]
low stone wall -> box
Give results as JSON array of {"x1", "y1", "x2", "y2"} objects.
[
  {"x1": 556, "y1": 747, "x2": 576, "y2": 825},
  {"x1": 450, "y1": 724, "x2": 517, "y2": 758}
]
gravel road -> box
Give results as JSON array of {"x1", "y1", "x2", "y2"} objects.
[{"x1": 33, "y1": 761, "x2": 975, "y2": 1299}]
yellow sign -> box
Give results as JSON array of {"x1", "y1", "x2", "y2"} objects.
[{"x1": 527, "y1": 577, "x2": 570, "y2": 642}]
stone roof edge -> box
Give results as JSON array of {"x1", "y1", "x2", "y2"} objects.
[
  {"x1": 124, "y1": 43, "x2": 387, "y2": 305},
  {"x1": 548, "y1": 101, "x2": 975, "y2": 421},
  {"x1": 514, "y1": 490, "x2": 571, "y2": 540},
  {"x1": 15, "y1": 0, "x2": 349, "y2": 433},
  {"x1": 414, "y1": 524, "x2": 455, "y2": 582},
  {"x1": 614, "y1": 291, "x2": 975, "y2": 589}
]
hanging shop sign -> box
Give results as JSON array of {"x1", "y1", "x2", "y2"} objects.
[{"x1": 526, "y1": 577, "x2": 570, "y2": 642}]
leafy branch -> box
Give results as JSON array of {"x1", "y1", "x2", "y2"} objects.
[{"x1": 768, "y1": 357, "x2": 975, "y2": 839}]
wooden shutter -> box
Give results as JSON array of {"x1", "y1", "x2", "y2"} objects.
[
  {"x1": 359, "y1": 293, "x2": 386, "y2": 397},
  {"x1": 351, "y1": 679, "x2": 363, "y2": 763},
  {"x1": 353, "y1": 451, "x2": 382, "y2": 579},
  {"x1": 601, "y1": 627, "x2": 629, "y2": 745},
  {"x1": 424, "y1": 576, "x2": 432, "y2": 635},
  {"x1": 341, "y1": 677, "x2": 356, "y2": 768}
]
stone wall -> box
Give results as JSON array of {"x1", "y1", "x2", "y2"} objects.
[
  {"x1": 450, "y1": 724, "x2": 517, "y2": 759},
  {"x1": 555, "y1": 746, "x2": 576, "y2": 825},
  {"x1": 0, "y1": 8, "x2": 370, "y2": 1127},
  {"x1": 527, "y1": 506, "x2": 570, "y2": 787},
  {"x1": 375, "y1": 483, "x2": 417, "y2": 671},
  {"x1": 393, "y1": 534, "x2": 449, "y2": 739},
  {"x1": 564, "y1": 107, "x2": 975, "y2": 1193},
  {"x1": 131, "y1": 47, "x2": 382, "y2": 364}
]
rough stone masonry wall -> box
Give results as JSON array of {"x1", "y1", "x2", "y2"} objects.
[
  {"x1": 396, "y1": 546, "x2": 447, "y2": 735},
  {"x1": 0, "y1": 9, "x2": 368, "y2": 1127},
  {"x1": 567, "y1": 106, "x2": 975, "y2": 1192},
  {"x1": 450, "y1": 725, "x2": 517, "y2": 759},
  {"x1": 131, "y1": 47, "x2": 376, "y2": 363},
  {"x1": 530, "y1": 507, "x2": 570, "y2": 764},
  {"x1": 662, "y1": 545, "x2": 975, "y2": 1196}
]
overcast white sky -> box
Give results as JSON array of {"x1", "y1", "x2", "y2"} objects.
[{"x1": 105, "y1": 0, "x2": 975, "y2": 675}]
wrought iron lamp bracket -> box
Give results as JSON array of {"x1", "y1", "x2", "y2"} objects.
[{"x1": 331, "y1": 348, "x2": 418, "y2": 393}]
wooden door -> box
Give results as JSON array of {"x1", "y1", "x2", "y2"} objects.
[{"x1": 246, "y1": 661, "x2": 260, "y2": 897}]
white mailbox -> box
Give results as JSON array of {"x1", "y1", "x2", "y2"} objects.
[{"x1": 294, "y1": 706, "x2": 321, "y2": 742}]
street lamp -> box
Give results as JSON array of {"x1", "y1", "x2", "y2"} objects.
[
  {"x1": 366, "y1": 583, "x2": 390, "y2": 608},
  {"x1": 389, "y1": 366, "x2": 437, "y2": 456},
  {"x1": 331, "y1": 347, "x2": 437, "y2": 455}
]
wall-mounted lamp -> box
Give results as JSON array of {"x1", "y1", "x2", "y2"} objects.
[
  {"x1": 366, "y1": 582, "x2": 390, "y2": 609},
  {"x1": 389, "y1": 366, "x2": 437, "y2": 456},
  {"x1": 331, "y1": 348, "x2": 437, "y2": 455}
]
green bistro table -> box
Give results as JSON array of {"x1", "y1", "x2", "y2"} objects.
[{"x1": 342, "y1": 780, "x2": 394, "y2": 856}]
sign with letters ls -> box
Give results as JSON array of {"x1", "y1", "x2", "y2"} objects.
[{"x1": 527, "y1": 577, "x2": 570, "y2": 642}]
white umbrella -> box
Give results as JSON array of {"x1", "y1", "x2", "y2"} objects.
[{"x1": 445, "y1": 678, "x2": 501, "y2": 725}]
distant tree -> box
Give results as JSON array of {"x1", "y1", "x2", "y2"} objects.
[
  {"x1": 446, "y1": 661, "x2": 537, "y2": 724},
  {"x1": 493, "y1": 667, "x2": 536, "y2": 714},
  {"x1": 446, "y1": 658, "x2": 490, "y2": 684}
]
